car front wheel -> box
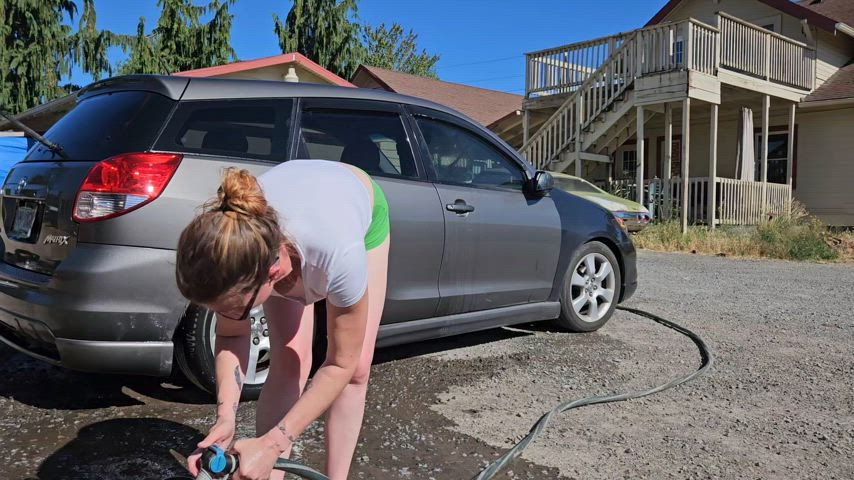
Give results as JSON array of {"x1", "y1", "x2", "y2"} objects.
[{"x1": 555, "y1": 241, "x2": 622, "y2": 332}]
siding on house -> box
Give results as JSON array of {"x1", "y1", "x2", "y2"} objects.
[
  {"x1": 206, "y1": 64, "x2": 332, "y2": 85},
  {"x1": 794, "y1": 107, "x2": 854, "y2": 226},
  {"x1": 815, "y1": 30, "x2": 854, "y2": 87}
]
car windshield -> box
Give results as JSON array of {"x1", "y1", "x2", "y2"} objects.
[{"x1": 552, "y1": 176, "x2": 603, "y2": 194}]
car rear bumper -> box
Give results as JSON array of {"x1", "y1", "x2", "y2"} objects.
[{"x1": 0, "y1": 243, "x2": 187, "y2": 376}]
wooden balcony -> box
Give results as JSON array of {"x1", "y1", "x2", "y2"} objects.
[{"x1": 525, "y1": 12, "x2": 815, "y2": 101}]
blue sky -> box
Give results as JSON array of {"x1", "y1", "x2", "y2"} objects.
[{"x1": 69, "y1": 0, "x2": 670, "y2": 95}]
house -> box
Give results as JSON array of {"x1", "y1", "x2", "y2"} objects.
[
  {"x1": 521, "y1": 0, "x2": 854, "y2": 228},
  {"x1": 351, "y1": 65, "x2": 526, "y2": 148}
]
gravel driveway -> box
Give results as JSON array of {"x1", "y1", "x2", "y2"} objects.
[{"x1": 1, "y1": 251, "x2": 852, "y2": 479}]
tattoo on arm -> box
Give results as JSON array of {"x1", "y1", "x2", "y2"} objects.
[
  {"x1": 217, "y1": 400, "x2": 239, "y2": 414},
  {"x1": 233, "y1": 366, "x2": 243, "y2": 390},
  {"x1": 277, "y1": 424, "x2": 298, "y2": 444}
]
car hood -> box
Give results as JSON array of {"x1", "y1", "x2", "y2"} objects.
[{"x1": 570, "y1": 191, "x2": 648, "y2": 213}]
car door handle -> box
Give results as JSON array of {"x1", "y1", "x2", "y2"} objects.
[{"x1": 446, "y1": 200, "x2": 475, "y2": 214}]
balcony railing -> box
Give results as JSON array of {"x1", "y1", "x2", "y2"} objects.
[
  {"x1": 526, "y1": 12, "x2": 815, "y2": 99},
  {"x1": 718, "y1": 12, "x2": 815, "y2": 90}
]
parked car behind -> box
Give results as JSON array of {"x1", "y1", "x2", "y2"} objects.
[
  {"x1": 0, "y1": 75, "x2": 636, "y2": 398},
  {"x1": 550, "y1": 172, "x2": 651, "y2": 232}
]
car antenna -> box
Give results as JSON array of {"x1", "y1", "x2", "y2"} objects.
[{"x1": 0, "y1": 109, "x2": 69, "y2": 160}]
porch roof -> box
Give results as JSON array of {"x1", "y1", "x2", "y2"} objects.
[
  {"x1": 646, "y1": 0, "x2": 844, "y2": 33},
  {"x1": 804, "y1": 62, "x2": 854, "y2": 102}
]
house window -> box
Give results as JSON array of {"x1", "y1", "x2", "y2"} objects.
[
  {"x1": 622, "y1": 149, "x2": 637, "y2": 178},
  {"x1": 755, "y1": 131, "x2": 789, "y2": 184},
  {"x1": 674, "y1": 37, "x2": 684, "y2": 65}
]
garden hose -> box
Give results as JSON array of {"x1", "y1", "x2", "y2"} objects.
[{"x1": 180, "y1": 306, "x2": 713, "y2": 480}]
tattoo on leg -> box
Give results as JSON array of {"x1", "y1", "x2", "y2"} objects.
[{"x1": 233, "y1": 366, "x2": 243, "y2": 390}]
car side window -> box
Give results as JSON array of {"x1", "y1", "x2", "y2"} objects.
[
  {"x1": 415, "y1": 117, "x2": 525, "y2": 191},
  {"x1": 155, "y1": 99, "x2": 292, "y2": 161},
  {"x1": 298, "y1": 109, "x2": 418, "y2": 178}
]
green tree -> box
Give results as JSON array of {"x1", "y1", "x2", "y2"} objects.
[
  {"x1": 118, "y1": 0, "x2": 237, "y2": 75},
  {"x1": 1, "y1": 0, "x2": 116, "y2": 114},
  {"x1": 272, "y1": 0, "x2": 364, "y2": 79},
  {"x1": 72, "y1": 0, "x2": 116, "y2": 81},
  {"x1": 362, "y1": 23, "x2": 439, "y2": 78}
]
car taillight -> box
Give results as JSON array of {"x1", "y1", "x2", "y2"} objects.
[{"x1": 73, "y1": 152, "x2": 182, "y2": 223}]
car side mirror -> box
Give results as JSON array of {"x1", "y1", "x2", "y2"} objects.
[{"x1": 530, "y1": 170, "x2": 554, "y2": 196}]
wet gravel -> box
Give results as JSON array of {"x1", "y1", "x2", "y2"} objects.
[{"x1": 1, "y1": 251, "x2": 853, "y2": 479}]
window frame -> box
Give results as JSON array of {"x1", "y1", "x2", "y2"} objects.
[
  {"x1": 406, "y1": 105, "x2": 535, "y2": 194},
  {"x1": 153, "y1": 98, "x2": 295, "y2": 163},
  {"x1": 754, "y1": 128, "x2": 790, "y2": 185},
  {"x1": 295, "y1": 97, "x2": 427, "y2": 181}
]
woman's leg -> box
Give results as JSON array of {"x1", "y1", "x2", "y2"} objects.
[
  {"x1": 255, "y1": 296, "x2": 314, "y2": 479},
  {"x1": 324, "y1": 236, "x2": 390, "y2": 479}
]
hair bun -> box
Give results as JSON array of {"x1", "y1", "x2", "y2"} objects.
[{"x1": 213, "y1": 168, "x2": 268, "y2": 217}]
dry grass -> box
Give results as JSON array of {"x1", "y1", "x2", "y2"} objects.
[{"x1": 634, "y1": 202, "x2": 853, "y2": 262}]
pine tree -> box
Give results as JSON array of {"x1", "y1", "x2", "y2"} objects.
[
  {"x1": 118, "y1": 0, "x2": 237, "y2": 75},
  {"x1": 272, "y1": 0, "x2": 364, "y2": 79},
  {"x1": 362, "y1": 23, "x2": 439, "y2": 78}
]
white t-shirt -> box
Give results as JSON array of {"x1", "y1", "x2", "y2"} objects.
[{"x1": 258, "y1": 160, "x2": 372, "y2": 307}]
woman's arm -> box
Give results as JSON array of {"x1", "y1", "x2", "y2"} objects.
[
  {"x1": 263, "y1": 293, "x2": 369, "y2": 450},
  {"x1": 187, "y1": 317, "x2": 252, "y2": 475},
  {"x1": 214, "y1": 317, "x2": 252, "y2": 417}
]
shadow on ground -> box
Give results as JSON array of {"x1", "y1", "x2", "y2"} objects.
[
  {"x1": 22, "y1": 418, "x2": 201, "y2": 480},
  {"x1": 0, "y1": 344, "x2": 210, "y2": 410}
]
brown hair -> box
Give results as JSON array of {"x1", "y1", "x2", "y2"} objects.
[{"x1": 176, "y1": 168, "x2": 287, "y2": 305}]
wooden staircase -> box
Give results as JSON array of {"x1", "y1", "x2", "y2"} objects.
[{"x1": 520, "y1": 30, "x2": 647, "y2": 173}]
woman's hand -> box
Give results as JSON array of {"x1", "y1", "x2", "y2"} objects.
[
  {"x1": 231, "y1": 435, "x2": 283, "y2": 480},
  {"x1": 187, "y1": 415, "x2": 237, "y2": 476}
]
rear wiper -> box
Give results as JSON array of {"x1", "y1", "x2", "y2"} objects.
[{"x1": 0, "y1": 109, "x2": 69, "y2": 159}]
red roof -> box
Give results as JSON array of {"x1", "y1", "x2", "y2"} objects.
[
  {"x1": 352, "y1": 65, "x2": 522, "y2": 127},
  {"x1": 646, "y1": 0, "x2": 842, "y2": 32},
  {"x1": 173, "y1": 52, "x2": 355, "y2": 88}
]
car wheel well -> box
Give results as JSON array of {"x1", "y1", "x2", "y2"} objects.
[{"x1": 587, "y1": 237, "x2": 625, "y2": 302}]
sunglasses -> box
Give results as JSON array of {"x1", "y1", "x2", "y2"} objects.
[{"x1": 216, "y1": 255, "x2": 280, "y2": 322}]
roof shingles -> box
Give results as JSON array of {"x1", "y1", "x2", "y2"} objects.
[
  {"x1": 798, "y1": 0, "x2": 854, "y2": 29},
  {"x1": 353, "y1": 65, "x2": 522, "y2": 127},
  {"x1": 805, "y1": 62, "x2": 854, "y2": 102}
]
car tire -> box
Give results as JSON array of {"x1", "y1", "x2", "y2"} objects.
[
  {"x1": 174, "y1": 305, "x2": 271, "y2": 401},
  {"x1": 555, "y1": 241, "x2": 622, "y2": 332}
]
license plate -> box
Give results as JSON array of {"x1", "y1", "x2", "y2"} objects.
[{"x1": 12, "y1": 204, "x2": 38, "y2": 239}]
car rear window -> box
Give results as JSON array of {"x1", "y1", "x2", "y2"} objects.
[
  {"x1": 25, "y1": 91, "x2": 176, "y2": 161},
  {"x1": 155, "y1": 99, "x2": 293, "y2": 161}
]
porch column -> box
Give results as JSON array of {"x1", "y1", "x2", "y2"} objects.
[
  {"x1": 708, "y1": 103, "x2": 718, "y2": 228},
  {"x1": 522, "y1": 108, "x2": 530, "y2": 145},
  {"x1": 761, "y1": 95, "x2": 770, "y2": 216},
  {"x1": 786, "y1": 102, "x2": 796, "y2": 215},
  {"x1": 636, "y1": 105, "x2": 645, "y2": 205},
  {"x1": 681, "y1": 98, "x2": 691, "y2": 234},
  {"x1": 664, "y1": 102, "x2": 673, "y2": 220}
]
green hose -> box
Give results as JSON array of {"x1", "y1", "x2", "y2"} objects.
[{"x1": 181, "y1": 307, "x2": 713, "y2": 480}]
